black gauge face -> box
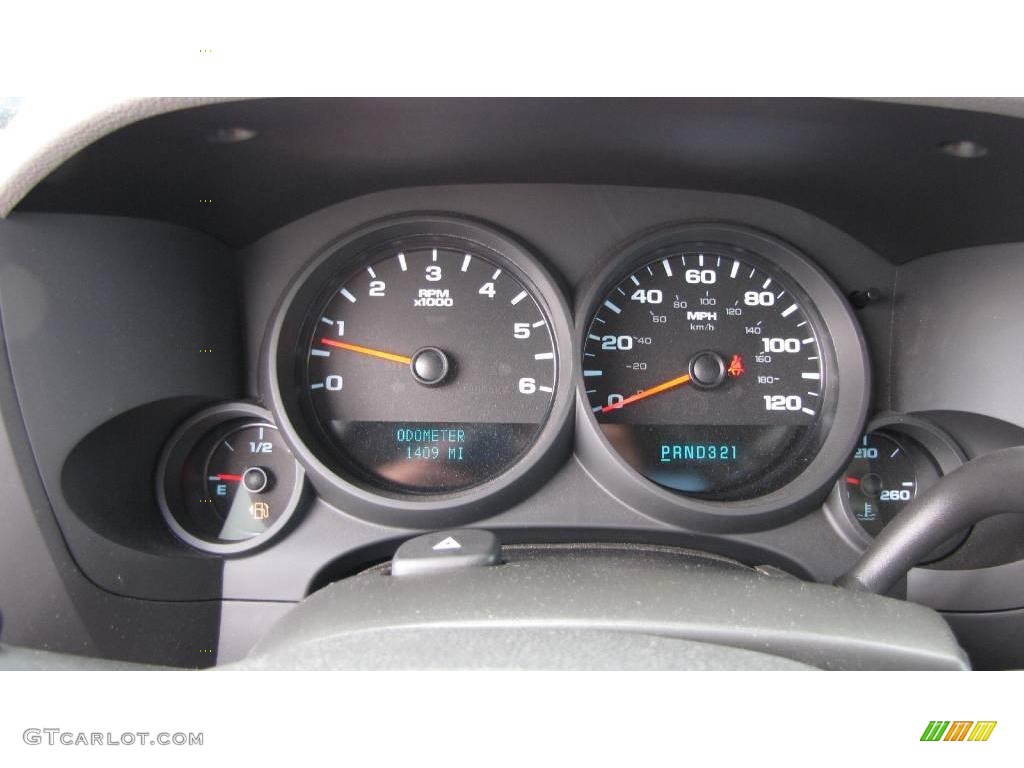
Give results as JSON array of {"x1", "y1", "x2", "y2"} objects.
[
  {"x1": 583, "y1": 245, "x2": 835, "y2": 501},
  {"x1": 301, "y1": 243, "x2": 557, "y2": 494},
  {"x1": 158, "y1": 405, "x2": 305, "y2": 554},
  {"x1": 842, "y1": 432, "x2": 917, "y2": 537},
  {"x1": 202, "y1": 423, "x2": 296, "y2": 537}
]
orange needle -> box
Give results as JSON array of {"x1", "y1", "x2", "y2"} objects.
[
  {"x1": 319, "y1": 338, "x2": 412, "y2": 365},
  {"x1": 602, "y1": 372, "x2": 692, "y2": 413}
]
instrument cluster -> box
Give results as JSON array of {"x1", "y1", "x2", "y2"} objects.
[{"x1": 155, "y1": 213, "x2": 956, "y2": 560}]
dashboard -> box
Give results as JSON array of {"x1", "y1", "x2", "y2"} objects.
[{"x1": 1, "y1": 98, "x2": 1024, "y2": 669}]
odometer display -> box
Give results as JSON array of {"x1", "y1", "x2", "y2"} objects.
[{"x1": 583, "y1": 243, "x2": 835, "y2": 501}]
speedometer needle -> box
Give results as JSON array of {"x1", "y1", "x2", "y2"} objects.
[
  {"x1": 601, "y1": 353, "x2": 744, "y2": 413},
  {"x1": 601, "y1": 372, "x2": 692, "y2": 413},
  {"x1": 319, "y1": 338, "x2": 412, "y2": 365}
]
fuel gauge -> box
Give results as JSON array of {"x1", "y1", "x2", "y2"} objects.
[
  {"x1": 158, "y1": 403, "x2": 305, "y2": 554},
  {"x1": 202, "y1": 423, "x2": 297, "y2": 540}
]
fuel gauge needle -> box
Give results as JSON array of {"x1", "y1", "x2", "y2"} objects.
[{"x1": 319, "y1": 338, "x2": 412, "y2": 364}]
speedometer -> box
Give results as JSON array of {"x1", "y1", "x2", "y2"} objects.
[
  {"x1": 584, "y1": 245, "x2": 828, "y2": 500},
  {"x1": 577, "y1": 224, "x2": 869, "y2": 526}
]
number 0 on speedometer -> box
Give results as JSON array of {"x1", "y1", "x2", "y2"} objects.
[{"x1": 582, "y1": 237, "x2": 837, "y2": 501}]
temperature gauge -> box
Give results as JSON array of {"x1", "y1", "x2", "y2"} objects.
[
  {"x1": 843, "y1": 432, "x2": 917, "y2": 537},
  {"x1": 158, "y1": 404, "x2": 305, "y2": 554},
  {"x1": 834, "y1": 418, "x2": 969, "y2": 562}
]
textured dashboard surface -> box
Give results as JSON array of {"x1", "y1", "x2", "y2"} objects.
[{"x1": 12, "y1": 98, "x2": 1024, "y2": 261}]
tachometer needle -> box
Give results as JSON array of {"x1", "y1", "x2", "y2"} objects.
[
  {"x1": 601, "y1": 372, "x2": 692, "y2": 413},
  {"x1": 319, "y1": 338, "x2": 412, "y2": 365}
]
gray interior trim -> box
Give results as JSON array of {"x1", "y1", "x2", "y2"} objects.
[
  {"x1": 244, "y1": 547, "x2": 969, "y2": 671},
  {"x1": 868, "y1": 97, "x2": 1024, "y2": 120},
  {"x1": 0, "y1": 98, "x2": 232, "y2": 218},
  {"x1": 0, "y1": 644, "x2": 165, "y2": 671},
  {"x1": 237, "y1": 627, "x2": 818, "y2": 671}
]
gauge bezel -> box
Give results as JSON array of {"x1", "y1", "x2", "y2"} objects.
[
  {"x1": 156, "y1": 402, "x2": 306, "y2": 555},
  {"x1": 261, "y1": 214, "x2": 575, "y2": 529},
  {"x1": 575, "y1": 222, "x2": 871, "y2": 532}
]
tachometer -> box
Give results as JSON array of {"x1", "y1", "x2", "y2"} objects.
[
  {"x1": 304, "y1": 245, "x2": 555, "y2": 493},
  {"x1": 576, "y1": 224, "x2": 869, "y2": 528},
  {"x1": 264, "y1": 216, "x2": 574, "y2": 527}
]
